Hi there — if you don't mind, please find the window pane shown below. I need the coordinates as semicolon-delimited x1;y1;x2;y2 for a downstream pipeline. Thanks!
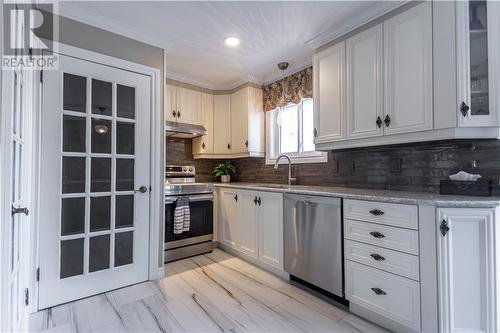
63;115;86;152
91;119;112;154
60;238;84;278
92;79;112;116
90;196;111;231
63;73;86;113
116;159;134;191
62;157;86;194
115;231;133;267
117;85;135;119
61;197;85;236
89;235;110;272
117;122;135;155
279;104;298;154
302;99;315;152
91;158;111;192
116;195;134;228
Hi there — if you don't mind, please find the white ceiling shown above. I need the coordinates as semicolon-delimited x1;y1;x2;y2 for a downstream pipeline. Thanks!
60;1;404;90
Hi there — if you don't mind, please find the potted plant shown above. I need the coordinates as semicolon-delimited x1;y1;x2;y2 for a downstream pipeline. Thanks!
213;161;236;183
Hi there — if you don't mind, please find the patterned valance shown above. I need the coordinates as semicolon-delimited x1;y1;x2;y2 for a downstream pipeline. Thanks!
263;66;313;112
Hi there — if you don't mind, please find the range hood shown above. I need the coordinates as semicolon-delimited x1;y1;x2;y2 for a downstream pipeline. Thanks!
165;121;207;139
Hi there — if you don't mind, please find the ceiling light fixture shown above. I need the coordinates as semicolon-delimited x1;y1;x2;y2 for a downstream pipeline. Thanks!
224;36;240;47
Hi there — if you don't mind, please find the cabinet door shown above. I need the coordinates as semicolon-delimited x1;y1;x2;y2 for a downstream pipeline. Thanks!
220;190;239;247
165;84;177;122
346;24;383;139
193;93;214;155
384;2;433;135
213;95;231;154
237;191;258;258
457;1;500;127
437;207;497;333
177;87;201;125
230;88;249;154
313;41;345;143
258;192;283;269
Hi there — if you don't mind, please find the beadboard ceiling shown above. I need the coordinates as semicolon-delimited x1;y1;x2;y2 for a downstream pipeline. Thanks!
60;1;404;90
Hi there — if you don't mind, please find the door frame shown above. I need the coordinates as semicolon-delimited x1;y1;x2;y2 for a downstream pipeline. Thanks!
30;42;163;311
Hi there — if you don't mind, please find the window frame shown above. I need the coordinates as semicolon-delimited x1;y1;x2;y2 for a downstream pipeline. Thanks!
266;98;327;165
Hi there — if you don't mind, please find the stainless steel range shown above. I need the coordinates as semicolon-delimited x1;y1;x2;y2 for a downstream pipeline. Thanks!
164;165;213;262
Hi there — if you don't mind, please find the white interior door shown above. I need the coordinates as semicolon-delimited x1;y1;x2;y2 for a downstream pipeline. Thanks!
38;54;151;309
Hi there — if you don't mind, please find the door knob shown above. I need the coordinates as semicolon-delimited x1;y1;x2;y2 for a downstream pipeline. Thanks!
12;205;29;216
135;186;148;193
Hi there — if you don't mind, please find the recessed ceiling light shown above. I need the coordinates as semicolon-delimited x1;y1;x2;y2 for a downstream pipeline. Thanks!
224;37;240;47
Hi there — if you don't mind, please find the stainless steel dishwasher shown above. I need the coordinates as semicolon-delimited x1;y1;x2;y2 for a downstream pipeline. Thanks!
284;193;343;298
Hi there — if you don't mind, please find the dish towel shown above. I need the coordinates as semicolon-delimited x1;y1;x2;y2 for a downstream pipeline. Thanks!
173;197;190;234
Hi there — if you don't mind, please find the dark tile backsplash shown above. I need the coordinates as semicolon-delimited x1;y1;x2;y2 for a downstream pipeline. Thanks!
167;137;500;194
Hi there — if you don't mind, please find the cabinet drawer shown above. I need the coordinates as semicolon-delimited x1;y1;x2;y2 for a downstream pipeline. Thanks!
345;219;419;255
345;261;421;331
345;240;419;281
344;199;418;230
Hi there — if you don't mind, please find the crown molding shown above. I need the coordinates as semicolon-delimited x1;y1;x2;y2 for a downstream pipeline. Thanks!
59;2;169;50
305;0;409;50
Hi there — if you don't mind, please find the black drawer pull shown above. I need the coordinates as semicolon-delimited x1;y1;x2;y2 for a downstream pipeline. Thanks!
370;253;386;261
234;194;238;202
369;231;385;238
371;287;387;295
440;219;449;236
369;209;384;216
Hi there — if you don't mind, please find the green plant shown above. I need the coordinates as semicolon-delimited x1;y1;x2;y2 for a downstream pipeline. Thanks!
213;161;236;178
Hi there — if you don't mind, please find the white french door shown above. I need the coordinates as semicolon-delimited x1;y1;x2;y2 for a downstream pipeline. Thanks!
1;66;33;333
39;54;151;309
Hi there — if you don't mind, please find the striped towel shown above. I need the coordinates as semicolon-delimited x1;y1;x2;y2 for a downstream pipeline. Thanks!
173;197;190;234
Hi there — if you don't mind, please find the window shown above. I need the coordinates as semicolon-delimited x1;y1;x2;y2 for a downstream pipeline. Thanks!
266;98;327;165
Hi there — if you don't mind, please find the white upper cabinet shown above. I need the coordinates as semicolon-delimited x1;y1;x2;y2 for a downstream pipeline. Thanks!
230;88;249;154
346;24;383;139
165;84;202;125
457;0;500;127
165;84;178;122
313;41;346;144
212;94;232;155
437;207;498;333
383;2;433;135
176;86;202;125
193;92;214;155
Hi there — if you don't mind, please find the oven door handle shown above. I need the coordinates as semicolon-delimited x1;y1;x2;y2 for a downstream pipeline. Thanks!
165;194;214;204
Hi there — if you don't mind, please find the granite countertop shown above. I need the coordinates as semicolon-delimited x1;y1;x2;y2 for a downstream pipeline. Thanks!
211;182;500;207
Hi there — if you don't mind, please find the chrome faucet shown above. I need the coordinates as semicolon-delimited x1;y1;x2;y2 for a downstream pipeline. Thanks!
274;154;296;186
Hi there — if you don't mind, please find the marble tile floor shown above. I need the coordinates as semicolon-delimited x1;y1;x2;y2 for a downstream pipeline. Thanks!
29;249;389;333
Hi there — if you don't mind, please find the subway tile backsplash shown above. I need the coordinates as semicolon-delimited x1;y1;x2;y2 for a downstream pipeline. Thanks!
166;137;500;194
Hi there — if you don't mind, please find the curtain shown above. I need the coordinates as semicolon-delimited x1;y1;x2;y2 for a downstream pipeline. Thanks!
262;66;313;112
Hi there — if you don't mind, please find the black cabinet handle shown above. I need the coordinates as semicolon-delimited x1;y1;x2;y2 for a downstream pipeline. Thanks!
257;197;261;206
440;219;450;236
384;115;391;127
371;287;387;295
313;128;318;138
172;110;177;118
234;194;238;202
177;111;181;118
202;142;206;149
376;116;382;128
460;101;470;117
254;196;258;205
369;231;385;239
370;253;386;261
369;209;385;216
227;143;231;150
245;140;248;148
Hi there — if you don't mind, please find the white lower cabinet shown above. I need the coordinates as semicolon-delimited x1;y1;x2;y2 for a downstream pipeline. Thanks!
437;207;498;333
218;188;283;270
346;261;421;331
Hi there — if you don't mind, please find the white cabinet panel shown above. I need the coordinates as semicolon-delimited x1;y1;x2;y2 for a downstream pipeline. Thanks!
346;24;383;139
213;95;231;154
345;261;421;331
383;2;433;135
437;207;498;333
258;192;283;269
230;88;249;154
220;190;239;247
238;191;258;258
193;93;214;155
313;41;345;143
